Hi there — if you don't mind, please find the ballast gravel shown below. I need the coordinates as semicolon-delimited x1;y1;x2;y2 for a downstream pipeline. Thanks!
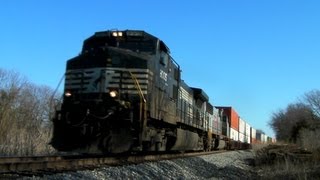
24;150;258;179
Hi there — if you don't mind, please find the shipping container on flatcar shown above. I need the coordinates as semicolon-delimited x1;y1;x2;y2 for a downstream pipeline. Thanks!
245;135;251;144
239;118;245;134
215;106;239;131
245;122;251;143
245;122;251;137
256;130;262;139
251;127;257;144
239;132;245;142
264;135;268;143
230;127;239;141
238;117;245;143
256;129;264;143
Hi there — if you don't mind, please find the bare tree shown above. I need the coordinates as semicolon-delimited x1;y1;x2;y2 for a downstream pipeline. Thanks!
0;68;58;156
0;69;28;145
303;90;320;118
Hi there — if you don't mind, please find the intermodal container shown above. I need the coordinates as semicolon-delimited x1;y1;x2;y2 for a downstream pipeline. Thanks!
245;123;251;137
251;127;256;139
230;108;239;130
239;132;245;142
259;133;265;143
245;135;251;144
215;107;239;131
264;135;268;143
230;127;239;141
256;131;262;142
239;118;245;134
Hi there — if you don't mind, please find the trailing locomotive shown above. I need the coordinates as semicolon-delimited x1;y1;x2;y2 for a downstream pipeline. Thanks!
51;30;248;154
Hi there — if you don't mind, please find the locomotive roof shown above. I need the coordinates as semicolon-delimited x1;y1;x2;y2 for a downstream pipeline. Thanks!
83;29;170;54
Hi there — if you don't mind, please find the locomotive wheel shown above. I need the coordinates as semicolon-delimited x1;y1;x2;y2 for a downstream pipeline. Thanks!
99;128;133;153
99;133;111;153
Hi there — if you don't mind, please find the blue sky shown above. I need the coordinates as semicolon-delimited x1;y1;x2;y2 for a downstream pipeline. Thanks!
1;1;320;137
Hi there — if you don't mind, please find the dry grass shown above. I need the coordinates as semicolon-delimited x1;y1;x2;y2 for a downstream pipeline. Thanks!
299;129;320;161
257;159;320;180
0;124;56;156
253;142;320;179
251;143;270;152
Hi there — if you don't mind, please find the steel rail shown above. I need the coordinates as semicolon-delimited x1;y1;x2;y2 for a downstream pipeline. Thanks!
0;150;228;174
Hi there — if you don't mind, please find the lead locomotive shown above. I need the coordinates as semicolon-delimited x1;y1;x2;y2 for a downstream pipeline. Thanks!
51;30;218;154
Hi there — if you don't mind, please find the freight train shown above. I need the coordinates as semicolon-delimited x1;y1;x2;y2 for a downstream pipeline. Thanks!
51;29;270;154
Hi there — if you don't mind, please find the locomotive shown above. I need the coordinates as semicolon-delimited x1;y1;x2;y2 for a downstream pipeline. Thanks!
51;30;230;154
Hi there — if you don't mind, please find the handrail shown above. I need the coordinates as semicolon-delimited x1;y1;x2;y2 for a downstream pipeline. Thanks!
128;70;147;147
128;71;146;103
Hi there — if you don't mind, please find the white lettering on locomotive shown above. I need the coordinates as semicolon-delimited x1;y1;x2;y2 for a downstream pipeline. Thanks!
160;69;167;81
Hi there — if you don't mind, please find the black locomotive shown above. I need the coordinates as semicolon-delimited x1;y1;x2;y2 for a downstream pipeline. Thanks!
51;30;228;154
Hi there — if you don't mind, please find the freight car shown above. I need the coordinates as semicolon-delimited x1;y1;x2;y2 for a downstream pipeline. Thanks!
51;29;251;154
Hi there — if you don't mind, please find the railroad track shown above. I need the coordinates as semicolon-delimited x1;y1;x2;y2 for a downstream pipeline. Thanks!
0;150;227;175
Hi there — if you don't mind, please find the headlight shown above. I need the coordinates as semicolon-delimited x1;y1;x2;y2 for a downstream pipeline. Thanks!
112;32;118;37
109;90;118;98
65;91;72;97
112;31;123;37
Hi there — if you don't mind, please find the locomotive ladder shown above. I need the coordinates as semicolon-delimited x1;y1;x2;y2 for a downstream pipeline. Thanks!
128;71;147;148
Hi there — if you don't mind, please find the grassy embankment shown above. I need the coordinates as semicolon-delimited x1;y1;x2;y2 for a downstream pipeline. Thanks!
253;141;320;179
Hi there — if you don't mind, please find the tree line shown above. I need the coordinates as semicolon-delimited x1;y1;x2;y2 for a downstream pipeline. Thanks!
0;68;60;156
269;90;320;151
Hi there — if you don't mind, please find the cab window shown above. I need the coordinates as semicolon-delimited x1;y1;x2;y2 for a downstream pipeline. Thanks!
160;52;168;67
